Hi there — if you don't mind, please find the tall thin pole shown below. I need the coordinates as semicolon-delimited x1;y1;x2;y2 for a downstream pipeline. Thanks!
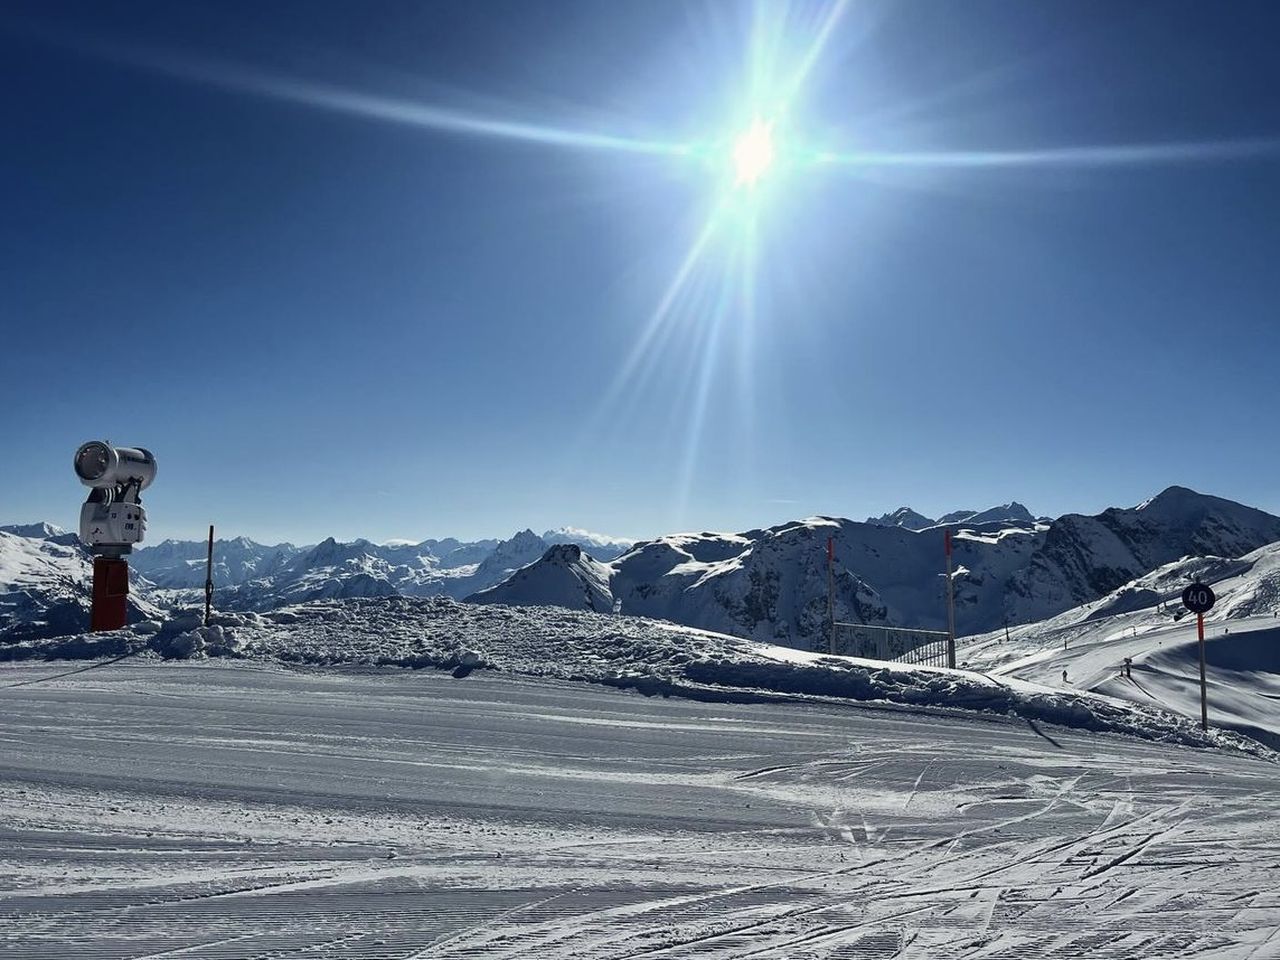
1197;612;1208;731
826;536;835;655
203;525;214;628
945;528;956;668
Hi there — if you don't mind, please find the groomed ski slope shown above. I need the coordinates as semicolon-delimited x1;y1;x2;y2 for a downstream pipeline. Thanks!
3;597;1261;753
959;542;1280;748
2;661;1277;958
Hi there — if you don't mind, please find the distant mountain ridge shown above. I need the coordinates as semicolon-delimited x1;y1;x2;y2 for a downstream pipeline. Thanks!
0;521;634;640
7;489;1280;649
132;537;303;589
1;522;68;540
124;526;634;612
472;487;1280;650
866;502;1037;530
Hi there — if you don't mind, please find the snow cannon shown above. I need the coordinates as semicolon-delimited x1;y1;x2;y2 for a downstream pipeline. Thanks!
74;440;157;631
74;441;156;493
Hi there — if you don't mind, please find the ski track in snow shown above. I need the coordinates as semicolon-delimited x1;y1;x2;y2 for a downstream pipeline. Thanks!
1;660;1277;959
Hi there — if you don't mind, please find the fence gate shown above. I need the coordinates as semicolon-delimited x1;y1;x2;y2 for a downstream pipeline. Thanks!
830;622;951;668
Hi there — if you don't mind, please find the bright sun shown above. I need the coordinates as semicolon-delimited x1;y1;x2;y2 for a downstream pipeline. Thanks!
731;118;776;187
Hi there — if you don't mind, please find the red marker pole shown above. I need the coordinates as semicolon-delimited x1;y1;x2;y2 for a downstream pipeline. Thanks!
944;529;956;668
1197;612;1208;731
826;536;835;655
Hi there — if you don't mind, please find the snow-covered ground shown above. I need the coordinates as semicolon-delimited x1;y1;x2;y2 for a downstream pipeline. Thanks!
3;597;1261;754
2;659;1276;958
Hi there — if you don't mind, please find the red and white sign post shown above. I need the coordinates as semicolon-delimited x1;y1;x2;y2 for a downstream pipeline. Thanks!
826;536;836;655
1182;582;1216;731
944;529;957;668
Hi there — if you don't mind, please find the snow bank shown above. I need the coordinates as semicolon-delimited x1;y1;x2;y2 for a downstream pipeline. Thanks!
4;597;1268;756
0;607;250;662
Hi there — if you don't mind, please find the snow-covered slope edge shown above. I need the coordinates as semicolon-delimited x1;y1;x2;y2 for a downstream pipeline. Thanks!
3;597;1266;757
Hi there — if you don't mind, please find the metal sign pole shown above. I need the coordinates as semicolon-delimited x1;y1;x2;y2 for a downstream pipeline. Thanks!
1181;581;1215;733
204;525;214;628
1197;611;1208;731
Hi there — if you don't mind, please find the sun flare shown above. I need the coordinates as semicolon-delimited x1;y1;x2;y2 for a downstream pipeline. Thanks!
731;118;776;187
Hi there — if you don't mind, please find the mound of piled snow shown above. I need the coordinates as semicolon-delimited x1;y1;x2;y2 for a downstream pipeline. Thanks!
0;606;254;662
5;596;1266;756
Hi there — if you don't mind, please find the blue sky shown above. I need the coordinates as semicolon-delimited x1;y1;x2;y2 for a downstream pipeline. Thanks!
4;0;1280;544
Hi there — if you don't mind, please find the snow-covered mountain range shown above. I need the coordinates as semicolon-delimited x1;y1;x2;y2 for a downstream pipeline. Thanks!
866;502;1038;530
129;536;304;588
206;528;634;611
0;527;160;643
119;527;634;611
471;487;1280;649
0;523;632;640
6;489;1279;651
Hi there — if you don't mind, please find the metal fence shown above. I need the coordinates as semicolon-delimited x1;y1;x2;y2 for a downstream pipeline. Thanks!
830;622;951;668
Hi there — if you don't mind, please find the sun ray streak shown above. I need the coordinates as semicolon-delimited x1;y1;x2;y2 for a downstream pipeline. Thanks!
817;137;1280;170
779;0;852;111
571;209;725;457
47;33;689;156
734;208;760;475
674;253;738;526
598;212;723;404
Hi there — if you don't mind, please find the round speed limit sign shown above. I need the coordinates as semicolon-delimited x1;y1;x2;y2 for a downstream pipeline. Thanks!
1181;582;1216;615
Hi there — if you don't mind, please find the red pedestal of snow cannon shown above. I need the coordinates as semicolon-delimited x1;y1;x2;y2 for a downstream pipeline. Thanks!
91;556;129;632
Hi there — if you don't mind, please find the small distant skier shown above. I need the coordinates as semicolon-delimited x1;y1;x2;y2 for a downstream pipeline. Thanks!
1062;669;1068;685
1124;657;1132;679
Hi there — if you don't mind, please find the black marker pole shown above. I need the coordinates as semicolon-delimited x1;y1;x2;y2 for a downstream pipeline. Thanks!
204;525;214;628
